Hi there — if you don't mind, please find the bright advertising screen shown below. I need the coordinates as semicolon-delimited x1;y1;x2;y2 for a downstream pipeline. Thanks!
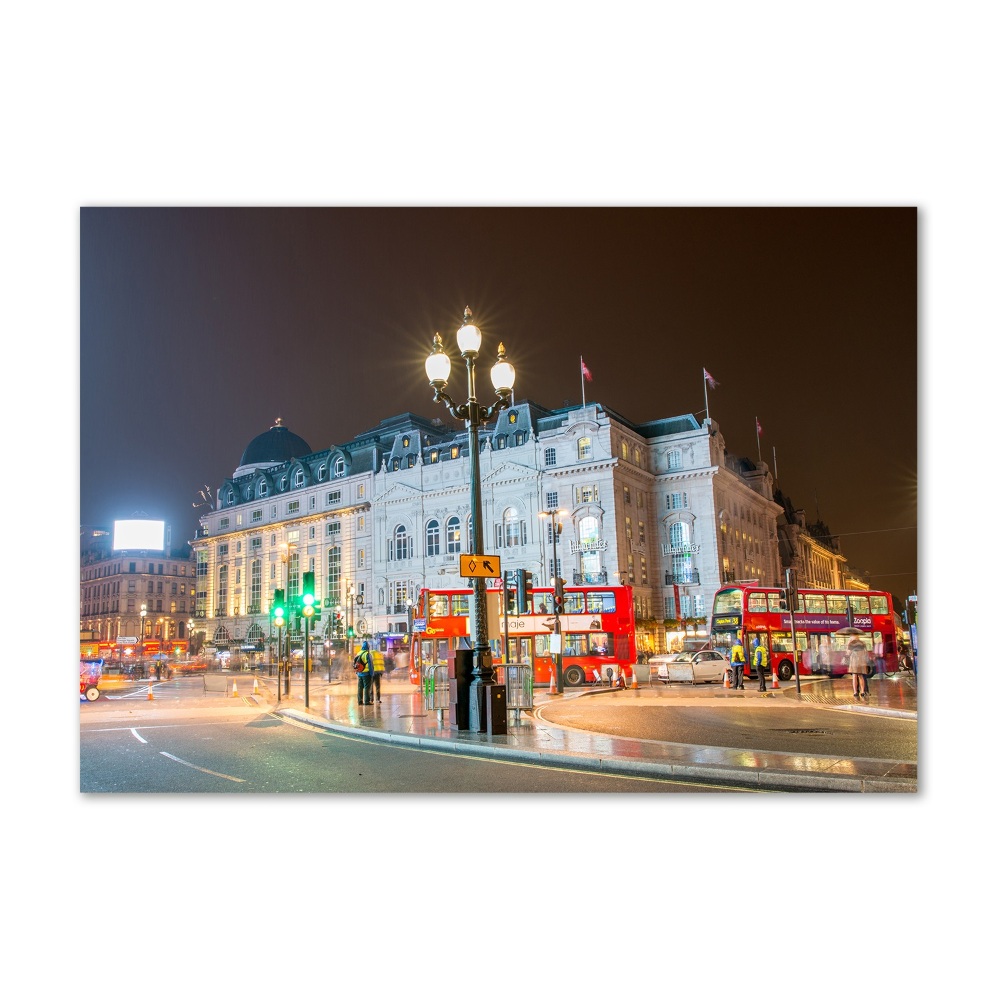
113;519;165;551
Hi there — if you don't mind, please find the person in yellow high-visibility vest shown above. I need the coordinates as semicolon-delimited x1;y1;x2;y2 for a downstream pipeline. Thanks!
729;638;746;689
752;637;769;691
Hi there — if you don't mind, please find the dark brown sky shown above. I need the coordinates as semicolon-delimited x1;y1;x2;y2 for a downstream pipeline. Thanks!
80;207;916;600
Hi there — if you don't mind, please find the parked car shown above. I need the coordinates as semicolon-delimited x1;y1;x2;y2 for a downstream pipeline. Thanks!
653;649;728;684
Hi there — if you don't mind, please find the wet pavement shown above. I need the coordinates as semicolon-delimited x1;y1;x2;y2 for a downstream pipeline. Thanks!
259;667;918;793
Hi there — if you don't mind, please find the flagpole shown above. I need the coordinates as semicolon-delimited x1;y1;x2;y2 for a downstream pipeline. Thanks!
773;446;778;479
580;356;586;409
704;373;709;424
756;416;762;463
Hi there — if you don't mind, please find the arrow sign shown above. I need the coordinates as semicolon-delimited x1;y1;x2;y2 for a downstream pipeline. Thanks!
460;553;502;578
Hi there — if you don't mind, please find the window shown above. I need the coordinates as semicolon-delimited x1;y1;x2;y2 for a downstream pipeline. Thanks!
252;509;262;523
640;556;648;585
578;437;592;460
358;549;365;568
426;519;441;556
627;554;635;583
515;431;526;446
667;449;681;470
218;566;228;614
545;491;559;510
620;441;628;460
669;492;688;510
430;450;439;463
327;521;341;536
250;559;262;612
358;515;365;532
217;543;229;558
508;412;517;425
638;520;646;544
544;447;556;467
451;445;460;459
392;458;400;471
334;458;346;477
327;546;341;599
220;517;230;530
625;516;633;543
327;490;341;505
446;516;461;554
575;484;599;504
287;500;300;515
293;469;304;487
499;507;525;548
407;455;415;468
403;435;410;447
495;435;507;449
624;486;632;505
358;484;365;499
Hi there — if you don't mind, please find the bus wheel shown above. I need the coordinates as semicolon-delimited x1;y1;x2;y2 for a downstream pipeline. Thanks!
84;686;100;701
563;665;584;687
778;660;794;682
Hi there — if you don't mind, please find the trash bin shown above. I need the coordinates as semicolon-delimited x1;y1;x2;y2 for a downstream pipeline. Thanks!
501;663;533;725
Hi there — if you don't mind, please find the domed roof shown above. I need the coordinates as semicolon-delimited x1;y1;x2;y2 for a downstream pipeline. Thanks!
239;418;313;469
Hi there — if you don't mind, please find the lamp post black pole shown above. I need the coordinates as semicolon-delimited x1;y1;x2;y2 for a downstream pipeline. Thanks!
426;308;515;733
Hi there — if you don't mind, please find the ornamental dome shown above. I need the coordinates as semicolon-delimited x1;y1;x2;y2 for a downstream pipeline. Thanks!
235;418;313;476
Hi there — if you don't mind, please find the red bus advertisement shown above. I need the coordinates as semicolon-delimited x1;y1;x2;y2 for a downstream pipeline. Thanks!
408;584;637;687
710;584;901;681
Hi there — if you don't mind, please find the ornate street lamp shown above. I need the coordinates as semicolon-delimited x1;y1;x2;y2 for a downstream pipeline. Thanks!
425;306;515;732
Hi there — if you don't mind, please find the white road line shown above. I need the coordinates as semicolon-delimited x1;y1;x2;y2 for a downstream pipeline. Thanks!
158;752;245;782
130;729;147;743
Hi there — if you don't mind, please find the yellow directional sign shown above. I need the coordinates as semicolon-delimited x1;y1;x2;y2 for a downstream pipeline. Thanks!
460;553;502;578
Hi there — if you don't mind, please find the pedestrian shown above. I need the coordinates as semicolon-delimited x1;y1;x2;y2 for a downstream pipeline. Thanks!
848;640;869;699
874;636;886;676
354;641;375;705
371;647;385;703
752;637;769;692
729;637;746;689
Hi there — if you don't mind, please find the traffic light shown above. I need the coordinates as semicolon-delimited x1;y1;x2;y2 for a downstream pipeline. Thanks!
515;568;527;614
301;572;317;619
524;570;533;603
554;576;565;612
271;589;286;627
347;624;355;638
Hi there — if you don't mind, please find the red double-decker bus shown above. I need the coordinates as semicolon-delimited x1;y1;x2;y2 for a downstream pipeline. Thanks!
408;584;637;687
710;583;902;681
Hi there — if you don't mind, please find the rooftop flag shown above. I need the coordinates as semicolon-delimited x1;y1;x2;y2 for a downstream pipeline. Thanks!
703;368;718;389
581;358;593;382
756;418;762;437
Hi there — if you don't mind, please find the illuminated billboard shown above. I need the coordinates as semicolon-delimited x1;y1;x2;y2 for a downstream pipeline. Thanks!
113;519;165;551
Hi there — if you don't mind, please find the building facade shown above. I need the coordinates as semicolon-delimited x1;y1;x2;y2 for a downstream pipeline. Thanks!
192;401;785;660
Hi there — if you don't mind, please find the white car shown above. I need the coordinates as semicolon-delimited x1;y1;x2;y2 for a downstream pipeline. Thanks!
653;649;729;684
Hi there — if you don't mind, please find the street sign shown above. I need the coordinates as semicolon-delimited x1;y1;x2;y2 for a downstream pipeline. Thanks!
116;636;137;644
460;554;501;577
413;618;426;631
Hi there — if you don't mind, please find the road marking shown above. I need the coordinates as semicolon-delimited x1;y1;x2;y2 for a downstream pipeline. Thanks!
159;752;245;782
130;728;147;743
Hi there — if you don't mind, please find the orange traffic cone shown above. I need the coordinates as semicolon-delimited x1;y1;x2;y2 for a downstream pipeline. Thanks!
772;669;779;689
147;681;154;701
630;666;638;689
231;678;238;697
724;668;731;689
252;676;260;695
549;665;557;694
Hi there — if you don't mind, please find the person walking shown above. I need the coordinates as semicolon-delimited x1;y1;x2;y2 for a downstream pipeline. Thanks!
848;640;869;699
729;637;746;689
354;641;374;705
752;637;769;692
371;647;385;703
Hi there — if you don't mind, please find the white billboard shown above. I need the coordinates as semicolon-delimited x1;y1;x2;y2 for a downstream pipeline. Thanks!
113;519;165;551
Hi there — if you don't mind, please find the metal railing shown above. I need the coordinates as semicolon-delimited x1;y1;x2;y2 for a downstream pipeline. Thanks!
422;664;449;725
501;663;533;724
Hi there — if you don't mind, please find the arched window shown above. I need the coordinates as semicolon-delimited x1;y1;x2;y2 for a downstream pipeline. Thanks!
426;519;441;556
446;516;461;554
620;441;628;460
500;507;525;547
334;457;345;477
392;458;400;471
317;465;326;482
394;525;413;561
670;521;693;582
293;468;304;487
258;481;268;498
578;437;592;461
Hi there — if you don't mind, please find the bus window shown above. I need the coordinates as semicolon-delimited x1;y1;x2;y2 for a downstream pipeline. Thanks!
713;588;743;615
563;633;585;656
826;594;847;615
804;593;826;614
429;594;448;617
533;635;552;657
869;594;889;614
767;592;786;612
451;593;470;617
563;592;585;614
748;591;768;613
849;594;871;615
588;632;610;655
586;591;616;613
531;593;550;614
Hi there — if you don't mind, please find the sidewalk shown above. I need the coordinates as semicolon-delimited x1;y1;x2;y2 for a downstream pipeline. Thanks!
270;669;917;793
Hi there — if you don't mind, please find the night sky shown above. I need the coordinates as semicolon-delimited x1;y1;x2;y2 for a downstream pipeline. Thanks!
80;207;917;600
